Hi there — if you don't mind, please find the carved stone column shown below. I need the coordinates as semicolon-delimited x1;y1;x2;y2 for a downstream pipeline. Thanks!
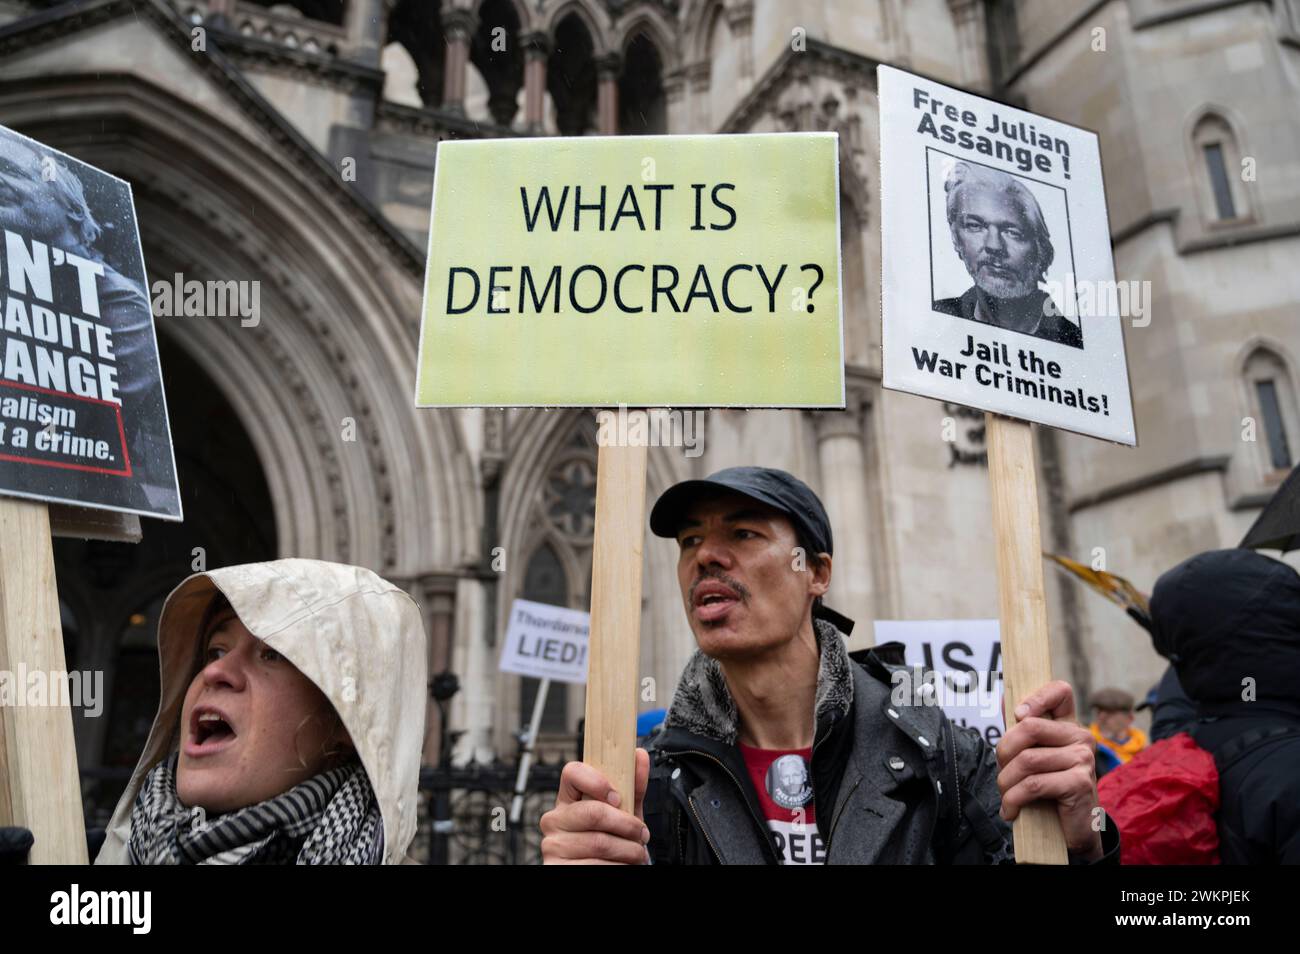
449;575;492;762
344;0;387;68
441;7;478;115
686;61;710;131
947;0;990;91
385;573;458;766
596;53;621;135
662;68;687;133
726;1;754;92
808;381;874;648
521;31;550;133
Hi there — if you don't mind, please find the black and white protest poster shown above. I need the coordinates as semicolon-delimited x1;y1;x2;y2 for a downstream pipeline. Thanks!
878;65;1136;445
874;619;1004;747
0;124;180;519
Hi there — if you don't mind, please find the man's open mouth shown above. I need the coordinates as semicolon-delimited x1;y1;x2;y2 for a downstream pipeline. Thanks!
187;706;238;755
692;580;742;623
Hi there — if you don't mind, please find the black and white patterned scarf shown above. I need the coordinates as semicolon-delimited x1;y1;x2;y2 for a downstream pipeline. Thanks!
127;753;385;865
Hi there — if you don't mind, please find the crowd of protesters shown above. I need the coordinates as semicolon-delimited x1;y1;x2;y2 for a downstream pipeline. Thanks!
1;466;1296;865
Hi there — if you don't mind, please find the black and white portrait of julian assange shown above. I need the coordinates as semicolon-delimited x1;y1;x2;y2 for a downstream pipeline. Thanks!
932;160;1082;349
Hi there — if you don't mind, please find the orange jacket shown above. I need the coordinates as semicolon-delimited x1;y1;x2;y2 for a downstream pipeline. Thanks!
1090;723;1148;764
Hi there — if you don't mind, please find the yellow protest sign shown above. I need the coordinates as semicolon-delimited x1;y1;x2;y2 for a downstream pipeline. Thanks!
414;133;843;407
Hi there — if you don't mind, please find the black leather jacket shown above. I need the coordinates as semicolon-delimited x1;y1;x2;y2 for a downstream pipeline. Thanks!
644;621;1120;865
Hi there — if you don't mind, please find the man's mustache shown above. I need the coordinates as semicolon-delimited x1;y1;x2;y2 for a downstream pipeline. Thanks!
689;569;751;604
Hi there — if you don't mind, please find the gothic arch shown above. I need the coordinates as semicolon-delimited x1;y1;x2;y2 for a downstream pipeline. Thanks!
1231;336;1300;486
473;0;534;34
0;73;475;575
497;408;689;576
613;8;681;73
1234;335;1300;425
492;408;694;751
542;0;615;55
681;0;728;65
498;408;595;583
1184;104;1255;224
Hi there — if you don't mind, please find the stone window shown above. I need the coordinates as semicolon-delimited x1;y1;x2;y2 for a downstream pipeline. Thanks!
1244;348;1299;481
514;417;597;741
1191;112;1251;225
1203;143;1236;219
620;32;667;135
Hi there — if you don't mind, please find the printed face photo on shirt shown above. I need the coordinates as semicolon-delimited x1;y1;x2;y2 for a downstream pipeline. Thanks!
766;753;812;809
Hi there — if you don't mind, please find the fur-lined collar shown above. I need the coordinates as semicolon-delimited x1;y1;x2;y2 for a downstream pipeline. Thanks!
662;619;854;746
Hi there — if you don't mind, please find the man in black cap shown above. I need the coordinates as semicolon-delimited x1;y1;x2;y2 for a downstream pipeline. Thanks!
541;466;1116;864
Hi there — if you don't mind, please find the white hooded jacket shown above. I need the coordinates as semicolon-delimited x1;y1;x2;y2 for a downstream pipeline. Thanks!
95;559;428;864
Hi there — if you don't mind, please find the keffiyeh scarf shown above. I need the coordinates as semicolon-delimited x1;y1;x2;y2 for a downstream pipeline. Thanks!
127;752;384;865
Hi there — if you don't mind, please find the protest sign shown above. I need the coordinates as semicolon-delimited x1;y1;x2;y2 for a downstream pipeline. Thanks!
0;124;181;519
877;65;1134;864
414;133;844;408
499;598;591;684
878;65;1135;445
416;135;843;814
0;124;184;861
499;598;590;825
874;619;1004;746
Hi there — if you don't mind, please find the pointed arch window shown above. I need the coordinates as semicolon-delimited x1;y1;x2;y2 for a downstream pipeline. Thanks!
1244;348;1298;478
1192;113;1251;224
619;32;667;135
514;417;598;740
519;542;570;733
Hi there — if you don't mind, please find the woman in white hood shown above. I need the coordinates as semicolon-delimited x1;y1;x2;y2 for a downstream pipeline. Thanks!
94;559;428;865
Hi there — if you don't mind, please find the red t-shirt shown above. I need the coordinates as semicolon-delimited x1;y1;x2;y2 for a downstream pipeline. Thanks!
738;743;826;865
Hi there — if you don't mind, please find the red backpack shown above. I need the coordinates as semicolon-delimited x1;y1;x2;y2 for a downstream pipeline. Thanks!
1096;732;1220;864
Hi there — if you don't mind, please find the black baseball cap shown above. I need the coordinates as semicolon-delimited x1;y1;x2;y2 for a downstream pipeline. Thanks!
649;466;854;635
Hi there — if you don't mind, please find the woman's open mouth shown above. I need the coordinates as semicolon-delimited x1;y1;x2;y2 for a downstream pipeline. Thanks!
185;706;238;757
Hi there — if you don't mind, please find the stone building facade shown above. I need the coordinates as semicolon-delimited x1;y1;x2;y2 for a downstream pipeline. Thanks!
0;0;1295;814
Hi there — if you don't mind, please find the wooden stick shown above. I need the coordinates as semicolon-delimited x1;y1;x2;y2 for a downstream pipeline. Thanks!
0;497;88;863
583;411;649;813
985;413;1068;865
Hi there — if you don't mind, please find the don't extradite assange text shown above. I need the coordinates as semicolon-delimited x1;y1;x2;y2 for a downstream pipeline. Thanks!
0;124;180;519
0;233;126;460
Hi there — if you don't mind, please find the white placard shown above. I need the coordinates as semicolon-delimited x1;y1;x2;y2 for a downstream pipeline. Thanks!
498;598;590;685
874;619;1005;746
878;65;1136;446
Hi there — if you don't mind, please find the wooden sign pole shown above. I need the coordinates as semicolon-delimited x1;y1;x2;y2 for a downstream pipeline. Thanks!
582;410;649;813
0;496;88;863
985;413;1068;865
